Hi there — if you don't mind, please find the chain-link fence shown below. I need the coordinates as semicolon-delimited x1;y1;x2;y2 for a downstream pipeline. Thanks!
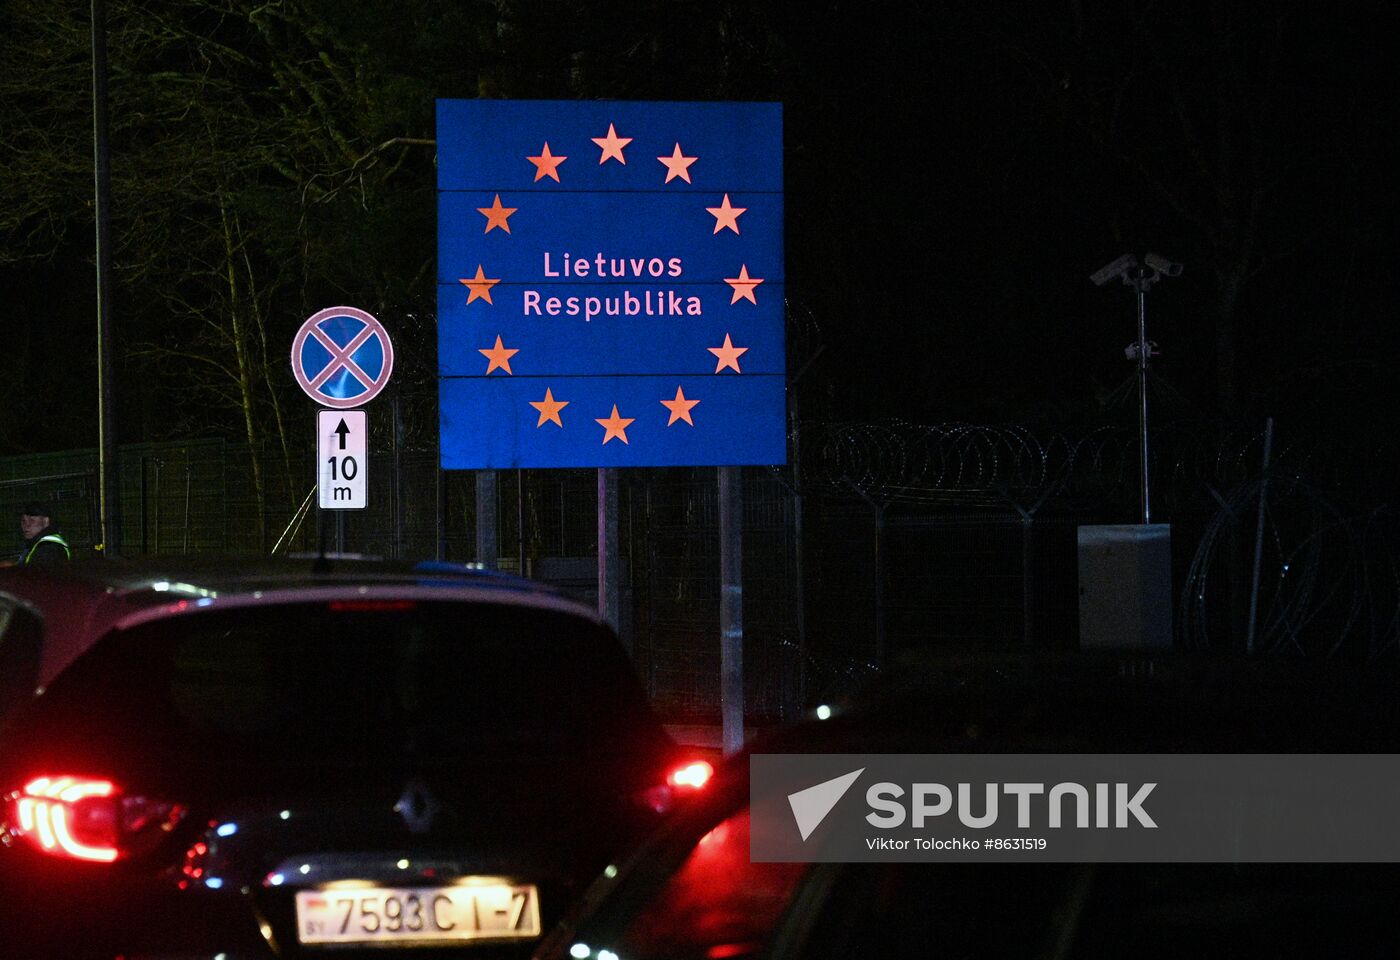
5;419;1398;721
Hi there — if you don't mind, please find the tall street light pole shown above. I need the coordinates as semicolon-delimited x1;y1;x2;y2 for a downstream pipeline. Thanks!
93;0;120;555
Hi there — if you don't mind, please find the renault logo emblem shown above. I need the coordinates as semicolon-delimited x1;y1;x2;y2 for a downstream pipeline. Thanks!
394;779;442;834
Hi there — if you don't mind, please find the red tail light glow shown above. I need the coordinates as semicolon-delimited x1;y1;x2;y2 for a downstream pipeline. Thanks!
5;775;186;864
667;761;715;791
15;777;119;862
642;759;716;814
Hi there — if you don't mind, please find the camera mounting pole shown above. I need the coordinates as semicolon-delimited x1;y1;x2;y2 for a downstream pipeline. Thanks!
1091;253;1182;524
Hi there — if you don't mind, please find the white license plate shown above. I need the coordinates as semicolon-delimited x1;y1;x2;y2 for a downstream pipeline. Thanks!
296;882;541;945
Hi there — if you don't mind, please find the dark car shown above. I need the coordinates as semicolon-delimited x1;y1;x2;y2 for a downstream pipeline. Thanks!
535;653;1400;960
0;557;711;959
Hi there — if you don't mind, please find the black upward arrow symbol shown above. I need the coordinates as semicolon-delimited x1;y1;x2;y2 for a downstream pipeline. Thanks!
334;418;350;450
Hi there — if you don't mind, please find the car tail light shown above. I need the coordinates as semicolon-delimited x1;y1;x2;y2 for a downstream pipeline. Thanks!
4;775;187;863
642;759;716;814
668;760;714;791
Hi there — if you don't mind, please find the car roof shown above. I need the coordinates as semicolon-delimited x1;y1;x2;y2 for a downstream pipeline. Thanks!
0;555;601;688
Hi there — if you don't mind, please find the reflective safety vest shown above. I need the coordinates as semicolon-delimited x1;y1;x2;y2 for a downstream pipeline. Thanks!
22;533;71;565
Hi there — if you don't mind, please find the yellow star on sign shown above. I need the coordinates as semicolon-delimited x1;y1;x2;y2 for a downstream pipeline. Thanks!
706;194;746;234
529;388;569;427
723;264;764;305
657;143;698;183
527;142;567;182
478;335;518;375
477;194;517;234
459;265;500;305
707;333;748;374
661;386;700;426
595;405;635;445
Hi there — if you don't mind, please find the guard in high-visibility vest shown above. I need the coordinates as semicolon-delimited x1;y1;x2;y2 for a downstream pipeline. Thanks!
18;502;70;566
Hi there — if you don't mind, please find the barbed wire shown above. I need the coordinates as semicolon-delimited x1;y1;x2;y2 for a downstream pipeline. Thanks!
803;420;1400;510
799;419;1400;660
1178;478;1400;661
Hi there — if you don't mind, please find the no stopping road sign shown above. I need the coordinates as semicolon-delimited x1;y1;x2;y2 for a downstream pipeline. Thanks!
292;306;394;409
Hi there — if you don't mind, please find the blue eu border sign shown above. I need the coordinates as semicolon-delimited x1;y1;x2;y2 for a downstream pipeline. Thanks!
436;100;786;469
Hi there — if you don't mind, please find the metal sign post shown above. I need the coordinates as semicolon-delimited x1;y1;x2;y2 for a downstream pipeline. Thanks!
476;471;497;569
598;468;620;636
719;466;744;754
292;307;394;550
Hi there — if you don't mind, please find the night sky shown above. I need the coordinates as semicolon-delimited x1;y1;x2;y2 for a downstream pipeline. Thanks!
1;1;1395;455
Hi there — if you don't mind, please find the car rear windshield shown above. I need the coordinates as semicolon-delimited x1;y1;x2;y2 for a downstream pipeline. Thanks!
32;601;660;762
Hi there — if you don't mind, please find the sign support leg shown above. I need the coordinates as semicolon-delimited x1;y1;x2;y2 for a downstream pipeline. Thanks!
476;470;497;569
434;463;444;562
598;468;620;639
517;468;526;576
719;466;744;755
392;392;403;559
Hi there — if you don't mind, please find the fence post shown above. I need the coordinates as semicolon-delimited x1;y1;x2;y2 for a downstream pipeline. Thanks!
182;458;191;552
846;481;888;670
790;414;807;718
153;458;163;554
1022;514;1034;653
139;456;148;554
1246;418;1276;654
1002;492;1039;656
873;504;885;669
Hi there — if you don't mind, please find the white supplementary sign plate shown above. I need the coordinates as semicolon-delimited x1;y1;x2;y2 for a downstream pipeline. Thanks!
295;881;541;945
317;409;368;510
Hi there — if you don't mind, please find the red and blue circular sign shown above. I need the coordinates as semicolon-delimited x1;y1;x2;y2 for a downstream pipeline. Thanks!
291;306;394;408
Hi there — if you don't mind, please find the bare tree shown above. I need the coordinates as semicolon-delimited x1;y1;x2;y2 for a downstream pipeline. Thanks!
0;0;442;530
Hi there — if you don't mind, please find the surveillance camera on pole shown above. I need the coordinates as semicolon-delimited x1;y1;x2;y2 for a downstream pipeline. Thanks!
1090;253;1140;288
1090;252;1181;290
1081;252;1182;653
1089;252;1182;525
1143;252;1183;277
